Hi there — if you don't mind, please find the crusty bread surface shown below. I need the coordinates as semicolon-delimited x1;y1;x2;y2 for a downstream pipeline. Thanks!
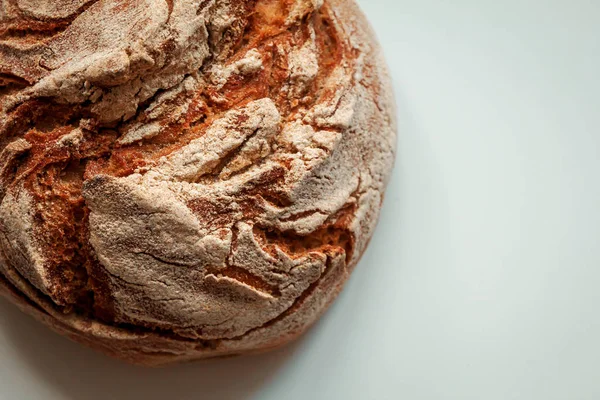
0;0;396;365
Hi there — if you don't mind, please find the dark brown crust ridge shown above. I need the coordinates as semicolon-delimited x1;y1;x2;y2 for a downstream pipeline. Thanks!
0;0;396;365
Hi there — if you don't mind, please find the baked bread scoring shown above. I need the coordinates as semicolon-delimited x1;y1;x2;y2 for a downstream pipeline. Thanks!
0;0;396;365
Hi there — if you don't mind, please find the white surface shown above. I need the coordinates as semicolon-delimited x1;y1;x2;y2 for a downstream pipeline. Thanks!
1;1;600;399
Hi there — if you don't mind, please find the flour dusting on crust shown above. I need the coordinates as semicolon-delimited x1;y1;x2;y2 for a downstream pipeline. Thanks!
0;0;396;365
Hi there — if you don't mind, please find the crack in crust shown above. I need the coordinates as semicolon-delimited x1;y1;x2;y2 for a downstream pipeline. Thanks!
0;0;397;365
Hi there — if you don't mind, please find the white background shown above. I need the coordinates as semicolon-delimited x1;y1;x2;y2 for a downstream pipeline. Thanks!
1;1;600;399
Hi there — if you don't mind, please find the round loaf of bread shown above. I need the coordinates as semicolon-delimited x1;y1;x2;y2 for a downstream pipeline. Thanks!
0;0;396;365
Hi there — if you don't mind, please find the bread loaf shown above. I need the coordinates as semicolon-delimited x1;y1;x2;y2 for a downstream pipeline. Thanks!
0;0;396;365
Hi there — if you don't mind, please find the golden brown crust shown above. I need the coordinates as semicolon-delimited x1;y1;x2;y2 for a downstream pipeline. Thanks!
0;0;396;365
